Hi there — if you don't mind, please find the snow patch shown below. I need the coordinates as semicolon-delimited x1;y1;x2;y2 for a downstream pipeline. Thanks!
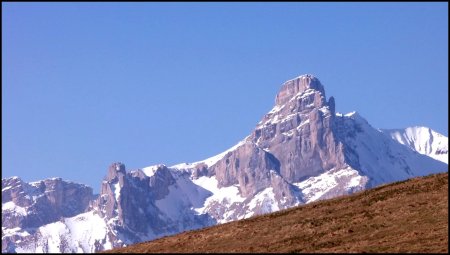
287;88;316;104
268;104;283;114
244;187;279;218
192;175;245;220
113;182;121;201
2;201;28;216
344;111;357;117
15;211;112;253
294;167;368;203
142;164;164;177
319;106;330;116
297;119;310;130
154;173;211;222
36;221;70;252
2;227;30;237
63;211;112;252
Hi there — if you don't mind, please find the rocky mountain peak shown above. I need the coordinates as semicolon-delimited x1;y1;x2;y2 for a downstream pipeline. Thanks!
106;162;126;181
275;74;325;106
255;74;333;132
246;74;346;185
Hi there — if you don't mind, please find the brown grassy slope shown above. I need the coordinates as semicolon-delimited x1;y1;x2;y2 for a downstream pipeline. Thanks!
105;172;448;253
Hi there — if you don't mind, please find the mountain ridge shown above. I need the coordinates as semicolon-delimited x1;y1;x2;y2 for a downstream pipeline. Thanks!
2;74;448;252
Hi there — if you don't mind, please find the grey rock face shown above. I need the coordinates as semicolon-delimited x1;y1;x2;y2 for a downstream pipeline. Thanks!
93;163;214;248
248;75;346;183
209;142;280;197
2;177;94;252
2;177;93;229
275;74;325;106
95;162;127;220
206;143;299;213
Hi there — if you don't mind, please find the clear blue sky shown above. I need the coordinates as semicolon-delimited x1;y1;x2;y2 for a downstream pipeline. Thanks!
2;2;448;193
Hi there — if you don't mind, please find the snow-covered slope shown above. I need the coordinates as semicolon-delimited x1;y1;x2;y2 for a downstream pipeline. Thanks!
293;166;368;203
12;211;113;253
1;177;95;252
380;126;448;164
335;112;447;188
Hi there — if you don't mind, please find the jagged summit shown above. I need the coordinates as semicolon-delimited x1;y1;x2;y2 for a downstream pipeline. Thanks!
275;74;325;106
105;162;126;181
284;74;318;84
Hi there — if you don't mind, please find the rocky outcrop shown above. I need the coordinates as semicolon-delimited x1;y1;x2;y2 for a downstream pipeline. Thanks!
93;163;214;248
2;177;94;252
1;176;93;229
209;142;279;197
96;162;126;220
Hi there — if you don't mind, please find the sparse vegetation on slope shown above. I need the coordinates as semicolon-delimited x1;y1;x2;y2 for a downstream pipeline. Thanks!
104;172;448;253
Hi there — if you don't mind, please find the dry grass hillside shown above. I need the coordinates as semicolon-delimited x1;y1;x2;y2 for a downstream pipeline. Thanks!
105;172;448;253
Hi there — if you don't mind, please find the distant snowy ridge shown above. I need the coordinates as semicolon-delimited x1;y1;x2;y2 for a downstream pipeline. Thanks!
381;126;448;164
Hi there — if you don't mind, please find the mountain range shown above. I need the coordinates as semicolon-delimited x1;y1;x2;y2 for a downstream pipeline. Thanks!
2;74;448;252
